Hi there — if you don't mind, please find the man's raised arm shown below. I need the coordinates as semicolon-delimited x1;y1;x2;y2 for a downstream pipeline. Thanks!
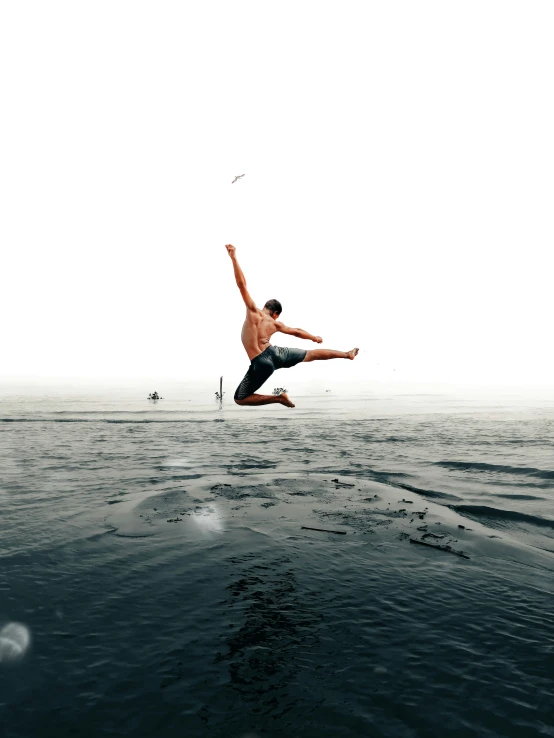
225;244;256;311
275;322;323;343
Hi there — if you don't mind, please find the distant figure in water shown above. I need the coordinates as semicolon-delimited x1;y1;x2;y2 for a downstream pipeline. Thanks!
226;244;359;408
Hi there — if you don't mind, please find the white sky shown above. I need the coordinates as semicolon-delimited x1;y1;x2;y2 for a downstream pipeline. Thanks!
1;1;553;388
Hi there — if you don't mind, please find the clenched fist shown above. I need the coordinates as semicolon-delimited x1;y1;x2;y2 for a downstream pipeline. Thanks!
313;336;323;344
225;244;236;257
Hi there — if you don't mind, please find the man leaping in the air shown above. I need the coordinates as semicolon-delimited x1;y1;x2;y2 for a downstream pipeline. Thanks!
226;244;359;408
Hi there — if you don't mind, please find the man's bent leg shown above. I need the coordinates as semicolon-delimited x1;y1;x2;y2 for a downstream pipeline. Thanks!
236;393;295;408
234;357;279;406
303;348;359;362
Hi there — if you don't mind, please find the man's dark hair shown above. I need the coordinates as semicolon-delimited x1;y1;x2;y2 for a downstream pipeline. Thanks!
264;299;282;316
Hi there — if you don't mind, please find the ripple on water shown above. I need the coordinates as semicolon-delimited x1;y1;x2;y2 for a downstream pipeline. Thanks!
2;407;554;737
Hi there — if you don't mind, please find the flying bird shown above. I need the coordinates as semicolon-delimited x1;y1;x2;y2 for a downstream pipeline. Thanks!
232;174;245;184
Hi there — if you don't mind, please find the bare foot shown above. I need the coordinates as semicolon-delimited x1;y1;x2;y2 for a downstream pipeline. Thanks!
279;392;295;408
347;348;359;360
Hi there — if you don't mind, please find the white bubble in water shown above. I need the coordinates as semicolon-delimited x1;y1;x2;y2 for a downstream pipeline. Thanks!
0;622;31;663
191;504;224;533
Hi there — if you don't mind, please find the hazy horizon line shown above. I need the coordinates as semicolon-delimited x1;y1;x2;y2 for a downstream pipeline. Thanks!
2;375;554;395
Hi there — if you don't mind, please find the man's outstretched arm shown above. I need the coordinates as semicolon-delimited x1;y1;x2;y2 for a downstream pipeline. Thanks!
275;322;322;343
225;244;256;311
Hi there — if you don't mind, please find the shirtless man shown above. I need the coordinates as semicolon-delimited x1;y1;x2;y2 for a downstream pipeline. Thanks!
226;244;359;408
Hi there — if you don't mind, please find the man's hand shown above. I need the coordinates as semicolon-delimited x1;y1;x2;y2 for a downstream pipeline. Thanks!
313;336;323;344
226;244;236;258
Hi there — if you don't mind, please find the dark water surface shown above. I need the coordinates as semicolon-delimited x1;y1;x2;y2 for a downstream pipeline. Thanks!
1;385;554;737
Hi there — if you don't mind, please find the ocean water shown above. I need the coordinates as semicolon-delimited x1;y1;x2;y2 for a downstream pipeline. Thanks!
1;382;554;737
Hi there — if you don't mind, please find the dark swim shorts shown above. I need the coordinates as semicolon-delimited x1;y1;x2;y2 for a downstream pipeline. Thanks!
234;345;307;401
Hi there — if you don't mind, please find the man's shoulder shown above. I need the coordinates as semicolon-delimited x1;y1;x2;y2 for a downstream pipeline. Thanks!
247;306;264;318
244;309;264;327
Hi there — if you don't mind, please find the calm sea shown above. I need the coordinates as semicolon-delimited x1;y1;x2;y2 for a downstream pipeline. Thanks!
1;381;553;737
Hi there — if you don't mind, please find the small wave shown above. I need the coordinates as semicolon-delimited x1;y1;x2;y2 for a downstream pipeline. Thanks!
434;461;554;481
495;494;546;501
395;482;461;502
153;473;203;481
225;462;277;470
356;435;412;443
371;471;409;480
348;464;409;480
450;505;554;530
502;439;551;446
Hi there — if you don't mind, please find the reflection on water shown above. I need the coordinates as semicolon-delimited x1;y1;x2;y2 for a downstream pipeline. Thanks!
190;504;225;533
1;388;554;736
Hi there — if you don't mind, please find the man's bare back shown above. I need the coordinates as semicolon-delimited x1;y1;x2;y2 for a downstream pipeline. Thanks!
241;307;281;361
226;244;359;408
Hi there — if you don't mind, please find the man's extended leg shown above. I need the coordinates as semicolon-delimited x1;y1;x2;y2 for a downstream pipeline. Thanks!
303;348;359;362
235;393;295;408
